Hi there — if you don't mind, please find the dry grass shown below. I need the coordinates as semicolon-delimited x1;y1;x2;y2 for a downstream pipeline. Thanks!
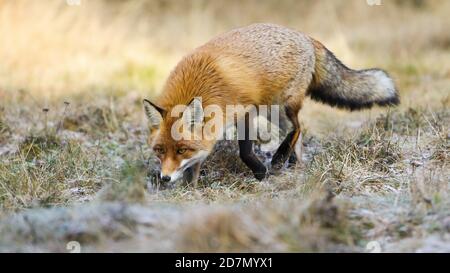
0;0;449;252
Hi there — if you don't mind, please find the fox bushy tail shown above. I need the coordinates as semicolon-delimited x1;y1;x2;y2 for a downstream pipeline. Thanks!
307;39;399;110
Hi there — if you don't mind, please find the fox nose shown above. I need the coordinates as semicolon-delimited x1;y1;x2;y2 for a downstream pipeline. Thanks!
161;175;171;182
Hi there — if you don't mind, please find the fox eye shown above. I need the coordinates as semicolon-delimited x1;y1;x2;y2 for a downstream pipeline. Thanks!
177;148;187;155
153;147;165;155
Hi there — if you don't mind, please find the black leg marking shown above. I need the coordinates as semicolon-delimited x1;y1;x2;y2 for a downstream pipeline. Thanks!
270;100;303;172
288;150;298;167
239;139;267;181
238;112;267;181
271;130;299;171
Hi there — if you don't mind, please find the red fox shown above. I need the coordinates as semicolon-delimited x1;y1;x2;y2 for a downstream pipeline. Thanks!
143;23;399;186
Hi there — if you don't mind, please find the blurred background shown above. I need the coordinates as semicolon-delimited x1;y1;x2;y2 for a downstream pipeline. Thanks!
0;0;448;95
0;0;449;252
1;0;449;135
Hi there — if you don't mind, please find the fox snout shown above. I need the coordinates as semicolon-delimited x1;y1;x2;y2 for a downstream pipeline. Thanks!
160;163;185;183
155;150;210;185
161;175;171;182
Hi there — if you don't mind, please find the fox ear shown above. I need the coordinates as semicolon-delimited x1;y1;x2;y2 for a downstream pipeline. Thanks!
143;99;165;129
184;97;204;126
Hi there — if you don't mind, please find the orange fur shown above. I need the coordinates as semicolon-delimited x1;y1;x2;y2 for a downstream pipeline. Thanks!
144;23;398;185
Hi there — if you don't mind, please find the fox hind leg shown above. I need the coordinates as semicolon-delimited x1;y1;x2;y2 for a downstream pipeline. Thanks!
271;98;302;172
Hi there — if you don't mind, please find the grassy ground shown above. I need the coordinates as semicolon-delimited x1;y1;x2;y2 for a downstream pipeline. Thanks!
0;0;449;252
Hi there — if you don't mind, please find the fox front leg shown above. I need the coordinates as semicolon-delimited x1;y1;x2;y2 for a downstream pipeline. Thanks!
238;112;268;181
182;162;201;187
239;139;268;180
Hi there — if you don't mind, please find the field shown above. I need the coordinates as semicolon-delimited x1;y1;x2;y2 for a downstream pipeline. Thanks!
0;0;449;252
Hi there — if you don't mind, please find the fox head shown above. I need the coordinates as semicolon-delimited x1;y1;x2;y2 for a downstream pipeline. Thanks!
143;97;215;184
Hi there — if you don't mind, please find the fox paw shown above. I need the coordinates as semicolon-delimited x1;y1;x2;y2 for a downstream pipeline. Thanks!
253;167;268;181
